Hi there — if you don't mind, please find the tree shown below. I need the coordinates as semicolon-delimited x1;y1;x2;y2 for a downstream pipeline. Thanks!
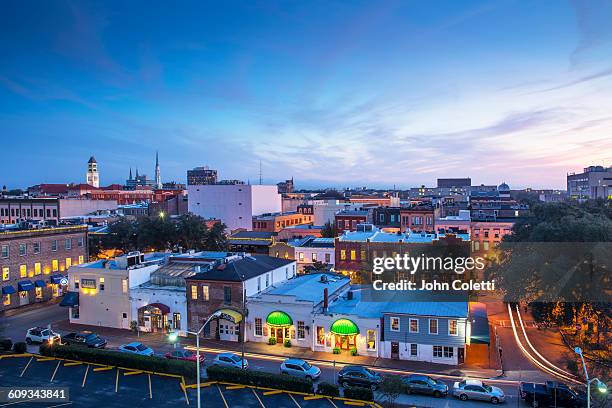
379;375;404;408
176;213;209;250
321;221;336;238
204;222;228;251
102;218;138;253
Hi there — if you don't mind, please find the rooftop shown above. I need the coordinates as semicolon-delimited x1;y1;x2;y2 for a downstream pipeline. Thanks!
189;254;295;282
255;272;350;303
338;225;469;243
336;210;369;217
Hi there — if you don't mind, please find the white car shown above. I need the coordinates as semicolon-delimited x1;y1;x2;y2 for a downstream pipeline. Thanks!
212;353;249;369
280;359;321;381
25;327;61;344
118;342;154;356
452;379;506;404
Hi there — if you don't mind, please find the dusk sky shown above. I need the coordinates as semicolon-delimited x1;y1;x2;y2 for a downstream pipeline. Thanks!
1;0;611;190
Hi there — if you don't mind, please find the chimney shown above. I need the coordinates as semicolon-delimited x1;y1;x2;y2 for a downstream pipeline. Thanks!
323;288;329;313
347;290;353;300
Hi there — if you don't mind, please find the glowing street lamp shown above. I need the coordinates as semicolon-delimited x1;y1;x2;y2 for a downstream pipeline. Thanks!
575;347;608;408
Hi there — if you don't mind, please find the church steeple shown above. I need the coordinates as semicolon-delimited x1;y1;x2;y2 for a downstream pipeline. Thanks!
155;151;162;189
129;167;133;181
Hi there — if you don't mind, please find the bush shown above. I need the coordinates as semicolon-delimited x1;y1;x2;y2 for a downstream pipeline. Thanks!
284;339;291;347
40;343;196;380
268;337;277;345
350;347;358;356
207;365;313;394
317;382;340;397
344;386;374;401
0;339;13;351
333;347;341;354
13;342;27;353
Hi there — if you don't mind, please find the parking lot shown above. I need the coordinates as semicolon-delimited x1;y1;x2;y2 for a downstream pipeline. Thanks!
0;356;370;408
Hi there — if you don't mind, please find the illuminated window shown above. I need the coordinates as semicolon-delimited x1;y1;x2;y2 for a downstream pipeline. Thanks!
2;267;8;281
35;287;43;299
122;279;128;294
409;318;419;333
78;255;84;264
429;319;438;335
449;320;458;336
254;318;262;336
52;260;58;272
202;285;209;301
390;317;400;332
191;285;198;300
316;326;325;345
34;263;41;275
99;277;105;291
366;330;376;350
20;264;27;278
66;258;72;269
350;250;356;261
312;253;317;262
299;252;304;261
360;250;366;261
2;294;9;306
340;250;346;260
297;321;305;339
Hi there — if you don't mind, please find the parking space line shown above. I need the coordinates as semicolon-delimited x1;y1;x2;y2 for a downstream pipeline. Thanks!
304;395;325;401
50;360;61;382
263;390;283;396
0;398;38;406
46;403;73;408
226;385;245;390
123;370;143;376
343;402;365;407
327;398;339;408
82;365;89;387
216;384;229;408
64;361;82;366
93;366;113;372
148;373;153;399
251;388;266;408
289;393;302;408
19;357;33;377
115;368;120;392
36;357;55;362
0;353;31;360
180;380;190;405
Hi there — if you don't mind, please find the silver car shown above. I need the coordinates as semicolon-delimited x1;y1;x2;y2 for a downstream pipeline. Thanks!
212;353;249;369
453;379;505;404
280;358;321;381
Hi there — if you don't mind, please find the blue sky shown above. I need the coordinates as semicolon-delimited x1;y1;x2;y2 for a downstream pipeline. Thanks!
1;0;611;189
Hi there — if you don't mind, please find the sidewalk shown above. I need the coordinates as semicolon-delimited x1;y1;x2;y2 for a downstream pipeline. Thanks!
52;319;502;379
0;298;61;318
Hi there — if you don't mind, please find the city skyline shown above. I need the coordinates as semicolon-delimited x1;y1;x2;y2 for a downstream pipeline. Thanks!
1;0;612;189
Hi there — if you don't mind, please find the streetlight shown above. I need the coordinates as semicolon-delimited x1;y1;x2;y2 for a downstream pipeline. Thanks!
168;332;178;349
575;347;608;408
187;320;212;408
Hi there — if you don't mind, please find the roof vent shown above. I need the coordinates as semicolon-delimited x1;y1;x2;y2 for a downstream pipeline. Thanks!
320;274;329;283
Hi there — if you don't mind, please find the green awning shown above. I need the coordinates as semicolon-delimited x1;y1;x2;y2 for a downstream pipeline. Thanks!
266;311;293;327
330;319;360;336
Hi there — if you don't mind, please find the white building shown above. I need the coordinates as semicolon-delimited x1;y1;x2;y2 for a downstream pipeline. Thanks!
311;200;362;226
61;252;166;329
293;237;335;272
187;184;281;232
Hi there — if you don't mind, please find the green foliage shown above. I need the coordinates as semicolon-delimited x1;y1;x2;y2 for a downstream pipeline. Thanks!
0;339;13;351
380;375;404;407
13;342;27;353
350;347;358;356
206;365;313;393
284;339;292;347
129;321;139;333
317;382;340;397
268;337;277;345
40;343;196;380
344;386;374;401
321;221;336;238
333;347;341;354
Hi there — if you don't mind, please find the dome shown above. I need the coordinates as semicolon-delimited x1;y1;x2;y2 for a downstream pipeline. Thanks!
266;311;293;327
498;182;510;191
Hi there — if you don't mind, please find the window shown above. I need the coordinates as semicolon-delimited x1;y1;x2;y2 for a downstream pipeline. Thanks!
65;258;72;269
299;252;304;261
350;250;356;261
340;250;346;260
410;344;418;357
297;321;305;339
173;313;181;330
202;285;209;301
2;267;9;281
433;346;443;358
1;245;8;258
35;287;43;299
99;277;105;291
409;318;419;333
33;242;40;254
223;286;231;303
443;346;454;358
360;250;366;261
483;241;489;251
34;263;41;275
78;237;84;247
257;277;261;292
122;279;128;294
74;280;79;289
52;260;58;272
51;240;57;252
2;294;10;306
81;279;96;289
19;244;26;256
20;264;27;278
311;253;317;262
65;239;72;250
473;241;480;251
366;330;376;350
191;285;198;300
265;274;269;287
325;253;331;263
255;318;263;336
316;326;325;345
449;320;458;336
429;319;438;335
78;255;84;264
390;317;400;332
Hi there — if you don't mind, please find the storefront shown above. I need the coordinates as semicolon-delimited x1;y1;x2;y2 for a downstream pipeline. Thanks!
266;311;293;343
330;318;359;350
18;280;34;306
138;303;170;333
50;274;67;297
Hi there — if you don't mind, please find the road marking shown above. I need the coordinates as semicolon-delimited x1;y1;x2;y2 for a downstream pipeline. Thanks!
81;365;89;387
327;398;339;408
45;403;73;408
115;368;120;392
263;390;283;396
342;402;365;407
19;357;33;377
148;373;153;399
93;366;114;372
0;399;38;406
289;393;302;408
123;370;143;376
304;395;325;400
50;360;61;382
36;357;55;362
251;388;266;408
226;385;245;390
216;384;229;408
180;380;190;405
64;361;82;366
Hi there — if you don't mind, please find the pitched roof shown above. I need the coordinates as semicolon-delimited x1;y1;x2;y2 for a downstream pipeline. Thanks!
190;255;294;282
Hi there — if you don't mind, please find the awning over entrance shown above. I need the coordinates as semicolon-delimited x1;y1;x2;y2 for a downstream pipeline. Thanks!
330;318;360;336
266;311;293;327
2;285;16;295
214;308;242;324
18;280;34;291
60;291;79;307
35;280;47;288
147;303;170;314
50;274;65;284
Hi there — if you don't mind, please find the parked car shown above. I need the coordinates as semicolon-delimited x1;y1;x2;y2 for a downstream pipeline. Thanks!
25;327;61;345
520;381;586;408
280;358;321;381
402;374;449;397
212;353;248;369
165;349;204;363
61;332;107;348
452;379;505;404
338;365;382;390
118;342;154;356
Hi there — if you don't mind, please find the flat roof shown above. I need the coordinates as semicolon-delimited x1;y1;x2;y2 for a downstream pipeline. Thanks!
338;229;469;243
257;273;350;303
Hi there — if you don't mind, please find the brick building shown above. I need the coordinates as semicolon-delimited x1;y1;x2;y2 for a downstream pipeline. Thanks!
335;209;370;235
400;205;436;232
252;211;313;233
1;224;88;311
0;197;117;224
185;255;296;341
372;207;401;230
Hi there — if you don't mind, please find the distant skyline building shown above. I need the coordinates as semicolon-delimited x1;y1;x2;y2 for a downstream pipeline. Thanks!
86;156;99;188
187;166;218;185
155;151;162;189
125;153;161;189
567;165;612;201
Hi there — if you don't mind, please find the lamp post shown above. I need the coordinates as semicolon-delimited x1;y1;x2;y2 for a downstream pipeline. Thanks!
575;347;608;408
187;318;213;408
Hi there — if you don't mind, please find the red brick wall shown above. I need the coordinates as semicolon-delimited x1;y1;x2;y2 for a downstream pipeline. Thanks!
186;279;244;338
